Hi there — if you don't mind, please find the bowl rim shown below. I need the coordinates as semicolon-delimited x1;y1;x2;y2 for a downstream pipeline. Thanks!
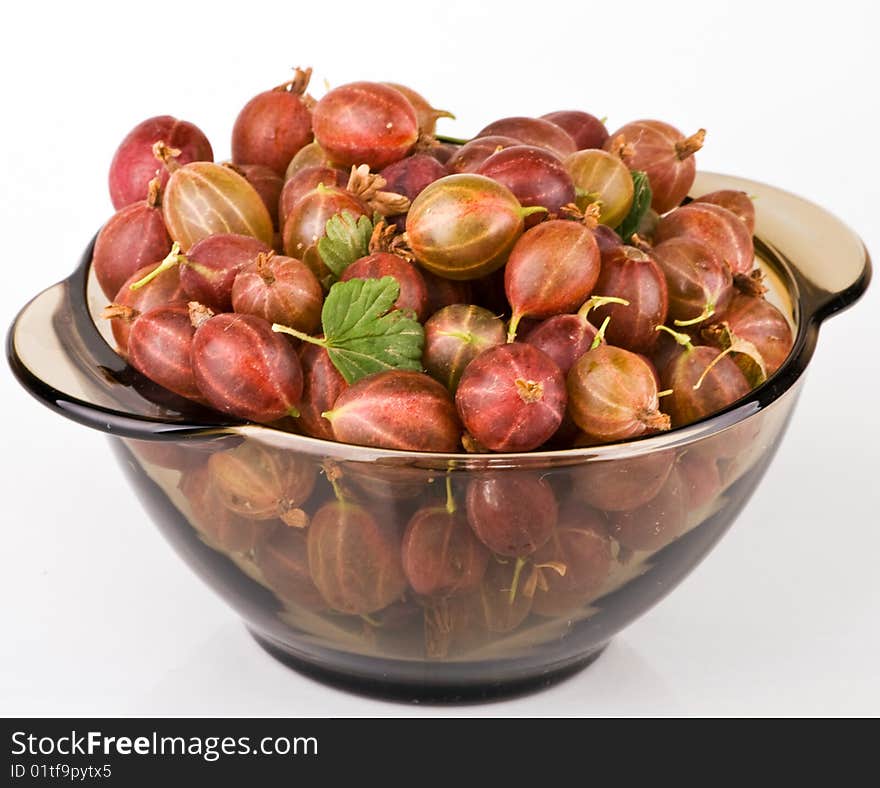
7;171;872;467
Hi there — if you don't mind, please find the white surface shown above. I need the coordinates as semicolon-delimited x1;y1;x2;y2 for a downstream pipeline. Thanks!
2;0;878;717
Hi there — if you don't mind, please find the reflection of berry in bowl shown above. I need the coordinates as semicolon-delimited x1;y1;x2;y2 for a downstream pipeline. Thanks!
7;173;871;702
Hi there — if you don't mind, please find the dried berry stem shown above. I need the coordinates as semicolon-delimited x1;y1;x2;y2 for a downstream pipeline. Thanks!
146;176;162;208
733;270;768;297
101;304;138;322
256;251;276;285
152;140;181;173
560;202;601;229
638;408;671;431
515;378;544;404
675;128;706;160
272;66;313;95
187;301;214;329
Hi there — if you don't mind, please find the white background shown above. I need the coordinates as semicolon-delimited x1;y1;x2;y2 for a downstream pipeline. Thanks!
2;0;878;716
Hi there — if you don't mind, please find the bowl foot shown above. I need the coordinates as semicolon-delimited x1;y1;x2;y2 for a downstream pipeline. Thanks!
247;628;607;705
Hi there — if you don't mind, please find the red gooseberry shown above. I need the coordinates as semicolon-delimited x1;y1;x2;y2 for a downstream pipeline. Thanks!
606;120;705;214
312;82;419;170
455;343;567;453
93;177;172;299
323;370;462;452
109;115;213;210
190;308;303;423
307;500;407;615
231;68;314;175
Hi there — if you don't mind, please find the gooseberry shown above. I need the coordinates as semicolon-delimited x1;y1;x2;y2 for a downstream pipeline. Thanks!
340;253;429;321
567;333;670;442
455;343;567;452
651;237;733;327
307;500;407;615
475;116;576;159
590;244;668;353
564;149;634;227
655;202;754;275
231;68;314;174
447;135;520;173
109;115;213;209
126;303;202;402
406;174;543;280
505;219;600;340
606;120;705;213
232;251;323;332
93;177;172;299
323;370;461;452
466;473;558;557
190;308;303;423
207;441;316;520
312;81;418;170
541;110;609;150
296;342;347;440
422;304;506;391
476;145;576;222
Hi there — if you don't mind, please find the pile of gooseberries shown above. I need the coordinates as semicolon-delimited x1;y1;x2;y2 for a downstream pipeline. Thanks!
99;68;793;456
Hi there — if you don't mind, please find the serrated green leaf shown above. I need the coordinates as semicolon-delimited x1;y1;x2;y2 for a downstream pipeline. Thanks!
615;170;652;243
317;211;374;278
321;277;424;384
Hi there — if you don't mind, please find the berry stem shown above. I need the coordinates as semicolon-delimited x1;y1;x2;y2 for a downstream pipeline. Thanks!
674;301;715;327
321;461;345;502
693;346;736;390
434;134;469;146
576;295;630;321
590;315;612;350
508;557;527;604
445;475;456;514
129;243;183;290
519;205;548;220
506;312;523;344
655;324;694;349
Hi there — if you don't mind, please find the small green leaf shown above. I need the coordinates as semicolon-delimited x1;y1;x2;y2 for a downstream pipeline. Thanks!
317;211;374;279
321;277;424;384
615;170;652;243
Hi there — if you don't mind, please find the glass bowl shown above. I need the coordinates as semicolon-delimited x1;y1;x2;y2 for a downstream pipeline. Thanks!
7;172;871;702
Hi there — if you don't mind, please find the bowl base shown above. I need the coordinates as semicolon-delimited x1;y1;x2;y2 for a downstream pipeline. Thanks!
248;628;607;705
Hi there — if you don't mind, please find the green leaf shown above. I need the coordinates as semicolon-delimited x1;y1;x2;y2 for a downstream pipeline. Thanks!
317;211;374;279
615;170;652;243
321;276;425;384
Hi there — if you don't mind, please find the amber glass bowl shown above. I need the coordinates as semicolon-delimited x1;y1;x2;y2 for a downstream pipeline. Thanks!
8;173;871;702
